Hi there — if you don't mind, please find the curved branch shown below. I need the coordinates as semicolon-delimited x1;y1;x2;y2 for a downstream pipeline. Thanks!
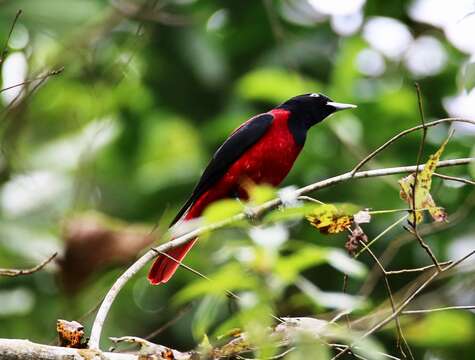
88;156;474;349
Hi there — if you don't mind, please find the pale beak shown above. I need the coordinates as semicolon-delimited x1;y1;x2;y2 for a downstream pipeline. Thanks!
327;101;357;111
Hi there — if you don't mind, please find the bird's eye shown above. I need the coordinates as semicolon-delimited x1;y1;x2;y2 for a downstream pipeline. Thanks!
309;93;320;97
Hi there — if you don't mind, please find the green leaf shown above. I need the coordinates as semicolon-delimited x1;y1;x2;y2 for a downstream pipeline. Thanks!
264;204;322;223
248;184;276;205
326;250;367;278
404;311;475;346
297;277;366;310
275;246;327;282
202;199;245;224
192;294;226;340
465;61;475;92
284;331;330;360
236;67;320;103
174;263;256;304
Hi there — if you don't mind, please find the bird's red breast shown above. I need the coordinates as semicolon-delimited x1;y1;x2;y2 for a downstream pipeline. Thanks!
186;108;302;217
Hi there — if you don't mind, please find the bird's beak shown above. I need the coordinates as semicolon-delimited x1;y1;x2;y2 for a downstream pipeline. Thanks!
327;101;357;111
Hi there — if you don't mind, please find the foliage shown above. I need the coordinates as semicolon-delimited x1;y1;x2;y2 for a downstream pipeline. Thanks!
0;1;474;359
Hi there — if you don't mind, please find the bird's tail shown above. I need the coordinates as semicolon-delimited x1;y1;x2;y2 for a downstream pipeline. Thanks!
148;200;206;285
147;238;197;284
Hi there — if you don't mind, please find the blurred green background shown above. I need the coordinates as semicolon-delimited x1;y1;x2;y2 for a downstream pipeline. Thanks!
0;0;474;359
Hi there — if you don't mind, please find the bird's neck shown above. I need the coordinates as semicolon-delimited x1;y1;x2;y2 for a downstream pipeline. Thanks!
272;107;312;146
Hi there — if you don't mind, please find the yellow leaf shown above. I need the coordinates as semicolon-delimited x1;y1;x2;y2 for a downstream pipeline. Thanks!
399;174;423;224
306;204;353;234
398;135;451;224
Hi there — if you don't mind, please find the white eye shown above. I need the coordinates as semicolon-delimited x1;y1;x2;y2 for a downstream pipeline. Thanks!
309;93;320;97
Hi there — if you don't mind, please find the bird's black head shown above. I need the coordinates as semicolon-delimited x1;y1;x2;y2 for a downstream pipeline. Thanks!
277;93;356;145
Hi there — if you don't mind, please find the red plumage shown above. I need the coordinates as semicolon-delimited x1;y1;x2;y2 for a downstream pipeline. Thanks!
147;93;356;284
148;109;301;284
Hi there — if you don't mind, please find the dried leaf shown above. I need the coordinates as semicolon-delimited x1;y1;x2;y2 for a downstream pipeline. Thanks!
398;135;450;224
306;204;353;234
57;319;87;348
426;193;448;222
345;226;368;256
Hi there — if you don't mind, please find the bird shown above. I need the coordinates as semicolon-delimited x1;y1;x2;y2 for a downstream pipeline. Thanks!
148;93;356;285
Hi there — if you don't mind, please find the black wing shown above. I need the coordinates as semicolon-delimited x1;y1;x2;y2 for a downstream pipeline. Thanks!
171;113;274;225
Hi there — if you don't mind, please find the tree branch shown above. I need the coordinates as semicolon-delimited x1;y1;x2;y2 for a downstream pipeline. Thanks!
0;253;57;277
89;156;474;349
350;118;475;175
0;338;186;360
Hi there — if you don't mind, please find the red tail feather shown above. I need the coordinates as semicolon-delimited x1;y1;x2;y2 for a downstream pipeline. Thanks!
147;239;197;285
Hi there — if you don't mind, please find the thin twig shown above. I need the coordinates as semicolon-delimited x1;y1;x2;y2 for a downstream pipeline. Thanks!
361;246;412;359
0;252;57;277
359;191;475;296
151;249;240;301
152;249;284;324
144;305;191;341
330;343;401;360
402;305;475;315
385;261;452;275
0;68;64;93
331;250;475;360
405;228;441;272
0;9;22;66
355;215;408;258
350;118;475;175
433;172;475;186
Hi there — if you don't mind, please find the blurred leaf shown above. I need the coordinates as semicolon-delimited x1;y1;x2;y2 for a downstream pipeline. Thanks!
239;302;276;359
249;224;288;250
326;250;367;278
404;311;475;346
264;203;323;223
175;263;256;304
137;114;204;191
192;294;226;341
329;37;365;98
285;332;330;359
236;67;320;103
399;135;450;224
276;246;327;282
202;199;245;224
247;183;276;205
378;86;418;120
297;277;366;310
465;62;475;92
